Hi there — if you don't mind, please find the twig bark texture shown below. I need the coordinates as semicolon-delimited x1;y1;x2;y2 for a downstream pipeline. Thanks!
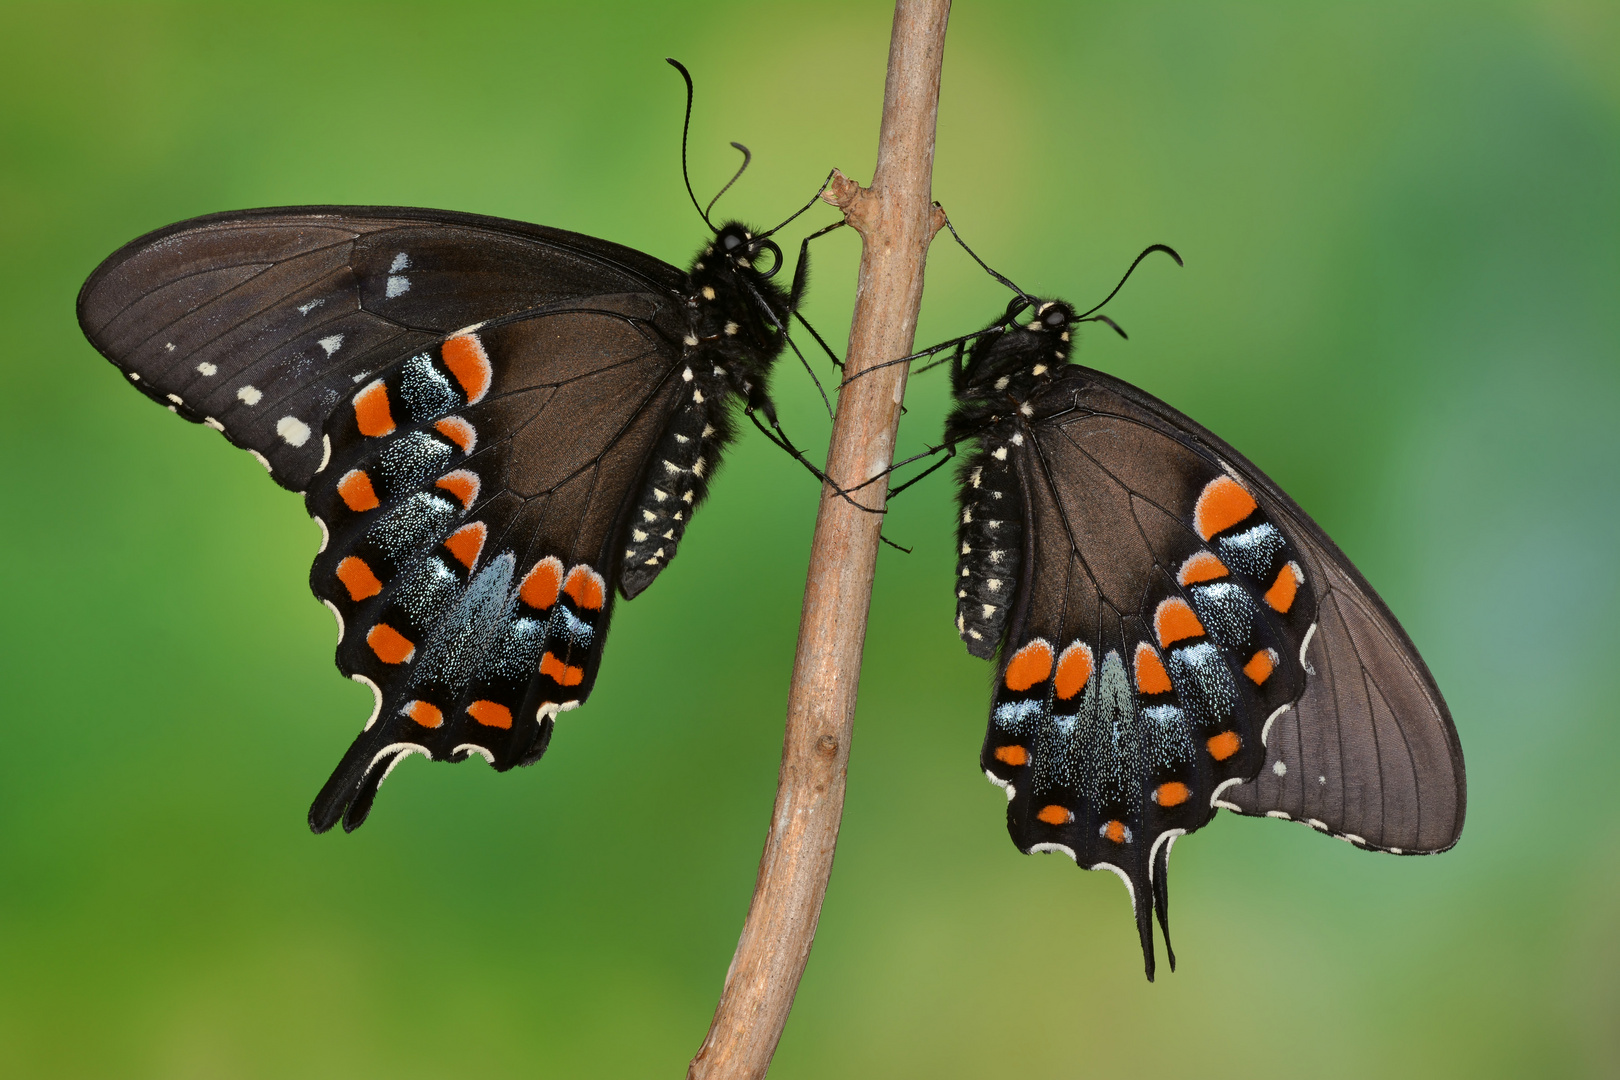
686;3;950;1077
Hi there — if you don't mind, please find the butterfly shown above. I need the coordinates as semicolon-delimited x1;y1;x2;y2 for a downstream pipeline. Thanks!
76;64;833;834
927;257;1466;980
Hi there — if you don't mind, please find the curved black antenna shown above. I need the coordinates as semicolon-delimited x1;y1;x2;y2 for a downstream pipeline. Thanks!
1079;313;1129;339
939;206;1033;303
1076;243;1182;319
665;58;716;232
704;141;752;222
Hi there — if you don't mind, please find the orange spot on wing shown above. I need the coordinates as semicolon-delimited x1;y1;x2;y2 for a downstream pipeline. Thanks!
562;565;605;611
353;380;395;437
1102;819;1127;843
434;470;480;510
403;700;443;728
520;556;564;610
1194;476;1257;540
467;700;513;729
443;522;487;570
1004;639;1054;692
540;651;585;687
1134;642;1173;695
1178;550;1229;586
1054;642;1093;701
1265;561;1302;613
337;469;380;512
435;416;476;454
1036;805;1073;826
1244;648;1278;684
1155;782;1191;807
1154;598;1205;648
335;556;383;601
1207;731;1241;761
993;744;1028;767
442;334;492;404
366;623;415;664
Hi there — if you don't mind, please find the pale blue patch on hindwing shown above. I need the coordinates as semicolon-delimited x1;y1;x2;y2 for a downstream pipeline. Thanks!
1217;522;1285;578
399;352;460;422
373;492;459;558
994;698;1043;731
379;430;454;490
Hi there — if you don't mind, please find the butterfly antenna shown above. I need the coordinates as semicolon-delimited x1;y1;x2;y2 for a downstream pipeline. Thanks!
938;207;1034;305
1075;243;1182;319
1079;313;1129;339
704;142;752;221
666;58;716;232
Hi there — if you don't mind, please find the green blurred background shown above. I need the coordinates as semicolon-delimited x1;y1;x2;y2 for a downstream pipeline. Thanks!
3;2;1616;1076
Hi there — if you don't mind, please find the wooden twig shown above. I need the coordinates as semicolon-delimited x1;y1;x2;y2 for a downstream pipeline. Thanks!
686;2;950;1077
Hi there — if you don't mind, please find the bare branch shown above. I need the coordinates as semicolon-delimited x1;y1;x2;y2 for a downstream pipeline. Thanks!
686;3;950;1077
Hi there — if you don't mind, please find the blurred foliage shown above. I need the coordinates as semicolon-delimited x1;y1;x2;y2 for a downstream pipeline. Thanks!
1;1;1616;1076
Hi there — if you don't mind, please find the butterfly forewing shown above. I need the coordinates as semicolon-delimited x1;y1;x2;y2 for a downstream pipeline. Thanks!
1219;529;1465;852
77;207;686;492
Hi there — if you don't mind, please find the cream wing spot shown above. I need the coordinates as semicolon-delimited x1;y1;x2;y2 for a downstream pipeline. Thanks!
276;416;311;447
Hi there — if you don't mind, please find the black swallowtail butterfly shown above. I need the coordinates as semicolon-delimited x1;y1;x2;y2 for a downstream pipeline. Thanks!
76;65;826;834
935;274;1466;980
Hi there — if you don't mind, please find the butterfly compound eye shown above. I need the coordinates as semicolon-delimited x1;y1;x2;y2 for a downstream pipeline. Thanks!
722;232;745;252
1043;306;1068;328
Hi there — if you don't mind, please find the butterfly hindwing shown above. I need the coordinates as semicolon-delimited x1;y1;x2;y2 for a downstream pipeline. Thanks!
978;382;1316;976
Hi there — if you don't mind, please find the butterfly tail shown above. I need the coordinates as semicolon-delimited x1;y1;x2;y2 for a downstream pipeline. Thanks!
308;738;380;834
1134;868;1159;982
1152;838;1177;973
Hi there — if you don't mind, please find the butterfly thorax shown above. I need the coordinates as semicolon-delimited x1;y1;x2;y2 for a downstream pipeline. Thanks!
680;221;790;403
946;300;1077;446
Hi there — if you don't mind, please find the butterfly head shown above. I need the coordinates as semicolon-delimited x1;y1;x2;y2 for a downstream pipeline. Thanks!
710;222;783;278
687;222;791;364
957;298;1075;399
1028;300;1073;331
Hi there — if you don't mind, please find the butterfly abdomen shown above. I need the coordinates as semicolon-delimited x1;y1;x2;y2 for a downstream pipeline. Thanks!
618;359;736;598
954;431;1026;660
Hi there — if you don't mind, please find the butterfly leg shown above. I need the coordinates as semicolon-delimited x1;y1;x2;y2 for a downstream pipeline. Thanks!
789;221;849;372
884;440;956;500
742;401;909;557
